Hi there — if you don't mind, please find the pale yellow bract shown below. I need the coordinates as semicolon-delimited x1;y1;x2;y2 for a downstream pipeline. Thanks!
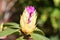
20;9;37;35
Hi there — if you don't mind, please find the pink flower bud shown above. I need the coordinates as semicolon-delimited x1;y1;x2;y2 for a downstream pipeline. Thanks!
26;6;35;14
26;6;35;23
20;6;37;34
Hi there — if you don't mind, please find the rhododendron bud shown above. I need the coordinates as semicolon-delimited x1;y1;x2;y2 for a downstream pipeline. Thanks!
20;6;37;35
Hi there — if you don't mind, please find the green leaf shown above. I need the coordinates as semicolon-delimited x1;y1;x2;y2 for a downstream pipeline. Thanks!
0;28;18;37
4;22;20;29
34;28;45;35
31;33;50;40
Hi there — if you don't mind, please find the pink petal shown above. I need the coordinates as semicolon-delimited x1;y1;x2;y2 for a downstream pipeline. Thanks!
26;6;35;14
25;6;35;24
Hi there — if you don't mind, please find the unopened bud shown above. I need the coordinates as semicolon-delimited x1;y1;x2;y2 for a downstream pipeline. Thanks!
20;6;37;35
